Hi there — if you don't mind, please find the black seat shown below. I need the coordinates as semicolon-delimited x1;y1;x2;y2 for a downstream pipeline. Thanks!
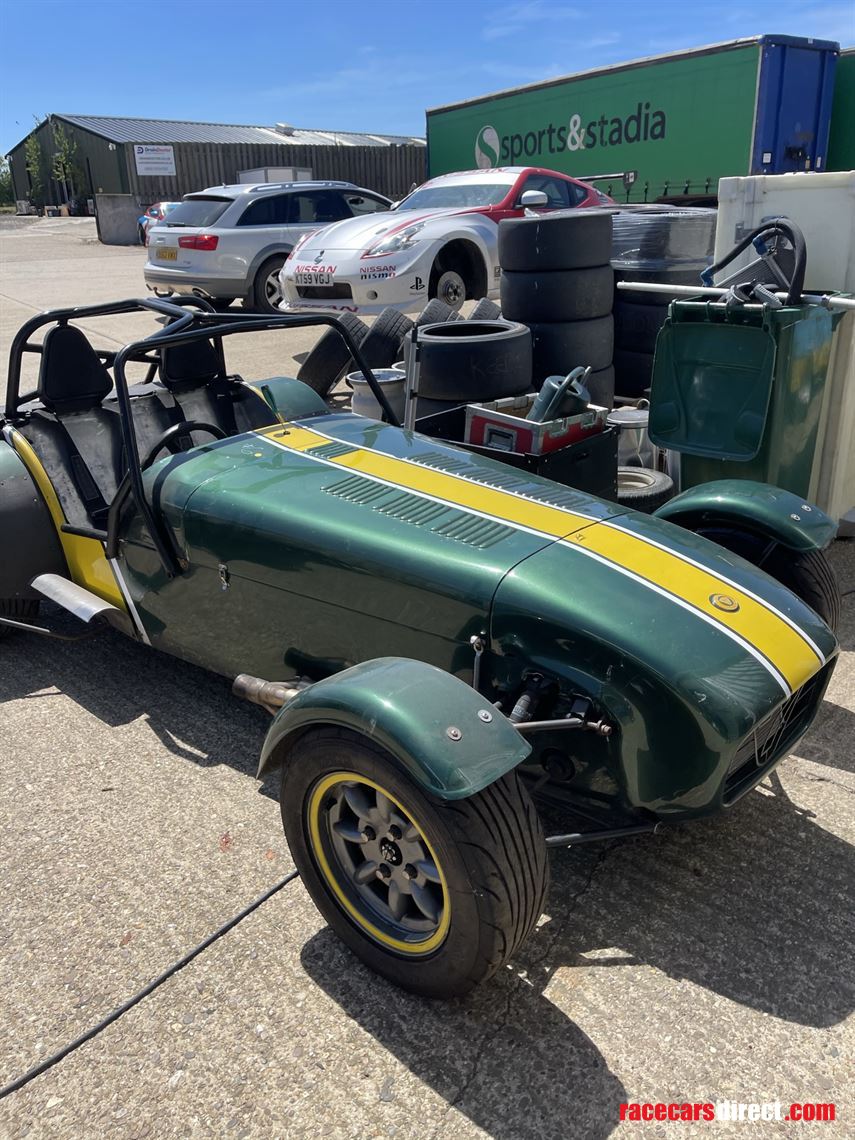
159;340;277;439
20;325;125;528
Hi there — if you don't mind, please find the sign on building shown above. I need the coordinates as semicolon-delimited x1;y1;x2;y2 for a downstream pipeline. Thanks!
133;145;176;176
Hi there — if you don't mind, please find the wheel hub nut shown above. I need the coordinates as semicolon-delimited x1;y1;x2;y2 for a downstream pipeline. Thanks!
403;863;417;880
362;826;376;841
377;864;392;880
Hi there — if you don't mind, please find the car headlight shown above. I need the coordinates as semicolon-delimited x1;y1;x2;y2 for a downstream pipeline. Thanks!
362;223;425;259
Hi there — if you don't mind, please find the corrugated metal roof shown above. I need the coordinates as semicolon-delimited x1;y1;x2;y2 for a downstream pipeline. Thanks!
57;114;424;147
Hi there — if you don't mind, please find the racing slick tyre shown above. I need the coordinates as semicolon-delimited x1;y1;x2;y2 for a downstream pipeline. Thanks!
498;210;614;272
614;268;703;306
613;348;655;398
687;527;842;634
0;599;39;639
357;308;415;370
468;297;502;321
529;316;614;379
613;300;668;354
251;255;289;314
616;467;674;513
411;320;532;402
415;299;464;327
280;727;549;998
297;313;370;396
500;266;614;324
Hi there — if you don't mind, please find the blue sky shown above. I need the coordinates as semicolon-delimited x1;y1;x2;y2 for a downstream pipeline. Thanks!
2;0;853;153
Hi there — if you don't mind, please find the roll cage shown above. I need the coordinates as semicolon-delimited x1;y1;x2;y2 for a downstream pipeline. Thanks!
3;297;400;579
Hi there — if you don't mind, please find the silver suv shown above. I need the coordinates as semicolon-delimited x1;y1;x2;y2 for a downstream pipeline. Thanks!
143;181;391;312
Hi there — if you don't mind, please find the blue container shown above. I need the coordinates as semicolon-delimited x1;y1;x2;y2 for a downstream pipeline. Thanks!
752;35;839;174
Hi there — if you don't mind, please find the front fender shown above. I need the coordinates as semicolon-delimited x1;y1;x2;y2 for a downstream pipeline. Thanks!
257;657;530;799
654;480;837;552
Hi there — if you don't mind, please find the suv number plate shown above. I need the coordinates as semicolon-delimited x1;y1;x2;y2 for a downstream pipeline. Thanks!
156;248;178;261
295;271;332;286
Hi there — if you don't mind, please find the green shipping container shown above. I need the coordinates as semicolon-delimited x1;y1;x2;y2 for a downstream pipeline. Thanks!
426;36;841;204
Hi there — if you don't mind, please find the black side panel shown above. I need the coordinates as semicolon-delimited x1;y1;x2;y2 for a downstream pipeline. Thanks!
0;440;67;599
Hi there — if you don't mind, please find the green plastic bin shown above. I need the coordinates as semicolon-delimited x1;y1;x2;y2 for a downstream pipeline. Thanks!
648;300;836;496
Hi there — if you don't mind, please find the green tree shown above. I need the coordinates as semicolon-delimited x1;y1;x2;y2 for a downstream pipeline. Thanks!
50;116;81;202
24;118;46;205
0;156;13;206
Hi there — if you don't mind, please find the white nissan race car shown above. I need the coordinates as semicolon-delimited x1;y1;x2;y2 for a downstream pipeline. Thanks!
279;167;613;315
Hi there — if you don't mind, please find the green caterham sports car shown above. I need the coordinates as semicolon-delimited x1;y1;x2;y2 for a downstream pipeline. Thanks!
0;301;840;997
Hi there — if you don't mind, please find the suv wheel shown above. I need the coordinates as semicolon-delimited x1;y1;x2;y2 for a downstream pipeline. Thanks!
252;255;287;314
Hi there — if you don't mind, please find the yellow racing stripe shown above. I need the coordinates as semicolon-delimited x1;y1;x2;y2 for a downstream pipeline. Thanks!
260;422;824;694
569;525;821;692
263;423;594;539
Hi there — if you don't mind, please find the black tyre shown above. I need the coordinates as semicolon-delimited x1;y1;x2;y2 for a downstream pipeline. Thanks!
297;314;370;396
614;348;655;398
501;266;614;323
252;255;288;314
529;315;614;379
613;300;668;354
614;268;703;306
415;299;464;327
412;320;532;402
616;466;674;513
281;728;548;997
499;209;614;272
468;297;502;321
356;309;415;371
0;599;40;640
689;527;842;634
586;365;615;409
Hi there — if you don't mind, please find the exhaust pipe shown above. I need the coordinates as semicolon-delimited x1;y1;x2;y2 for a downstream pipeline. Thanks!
232;674;311;714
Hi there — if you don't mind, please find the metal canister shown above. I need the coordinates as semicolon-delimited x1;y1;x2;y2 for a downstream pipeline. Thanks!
607;403;655;468
346;369;407;421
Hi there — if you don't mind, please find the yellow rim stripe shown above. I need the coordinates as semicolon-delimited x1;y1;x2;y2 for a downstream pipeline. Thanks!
260;422;823;694
9;429;127;611
307;772;450;955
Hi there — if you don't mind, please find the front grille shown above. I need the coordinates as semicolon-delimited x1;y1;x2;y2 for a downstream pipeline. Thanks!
296;283;353;300
723;662;832;803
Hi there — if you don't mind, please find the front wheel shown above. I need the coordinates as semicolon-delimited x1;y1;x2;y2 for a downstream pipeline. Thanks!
281;728;548;997
430;265;467;310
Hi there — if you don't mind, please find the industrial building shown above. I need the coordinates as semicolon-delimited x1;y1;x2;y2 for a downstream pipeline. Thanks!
6;114;427;209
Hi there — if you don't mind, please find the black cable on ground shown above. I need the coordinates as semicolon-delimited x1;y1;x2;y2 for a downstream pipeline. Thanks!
0;869;300;1101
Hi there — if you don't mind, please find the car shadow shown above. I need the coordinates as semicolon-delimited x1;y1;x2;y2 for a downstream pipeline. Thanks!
300;922;627;1140
3;612;853;1036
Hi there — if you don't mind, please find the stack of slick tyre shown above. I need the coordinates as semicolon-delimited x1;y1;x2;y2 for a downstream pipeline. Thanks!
613;268;703;398
409;319;531;419
499;210;615;408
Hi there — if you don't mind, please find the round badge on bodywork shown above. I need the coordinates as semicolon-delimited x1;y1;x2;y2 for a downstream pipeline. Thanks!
710;593;740;613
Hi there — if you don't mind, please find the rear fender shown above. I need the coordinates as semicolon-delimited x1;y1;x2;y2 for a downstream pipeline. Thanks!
654;480;837;552
257;657;530;800
0;439;67;599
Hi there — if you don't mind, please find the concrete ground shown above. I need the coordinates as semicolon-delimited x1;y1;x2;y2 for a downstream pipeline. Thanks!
0;218;853;1138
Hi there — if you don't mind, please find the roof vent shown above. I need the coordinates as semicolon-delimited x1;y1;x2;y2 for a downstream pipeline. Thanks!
275;122;296;136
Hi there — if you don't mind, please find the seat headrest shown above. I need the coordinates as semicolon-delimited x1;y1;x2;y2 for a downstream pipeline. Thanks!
38;325;112;413
159;339;221;391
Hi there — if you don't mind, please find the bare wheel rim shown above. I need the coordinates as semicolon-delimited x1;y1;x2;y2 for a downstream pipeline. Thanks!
264;266;284;307
436;270;466;309
307;772;450;953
